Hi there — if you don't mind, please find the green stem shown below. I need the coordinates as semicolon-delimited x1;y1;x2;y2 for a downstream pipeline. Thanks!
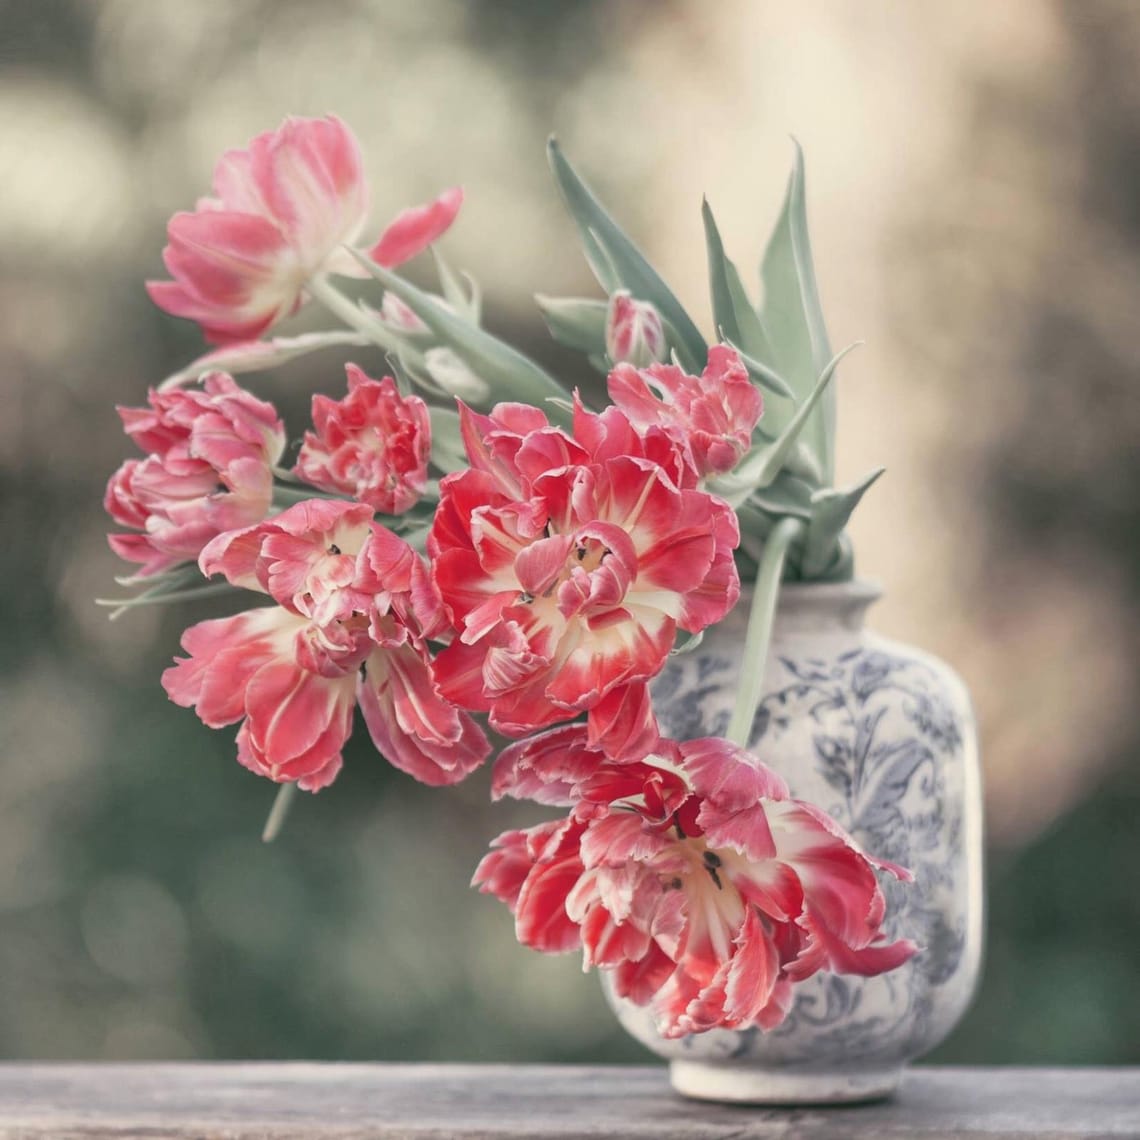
725;517;805;748
261;782;297;843
272;465;306;484
306;274;403;356
95;582;236;621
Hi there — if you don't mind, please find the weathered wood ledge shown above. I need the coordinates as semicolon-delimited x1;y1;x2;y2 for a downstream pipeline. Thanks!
0;1063;1137;1139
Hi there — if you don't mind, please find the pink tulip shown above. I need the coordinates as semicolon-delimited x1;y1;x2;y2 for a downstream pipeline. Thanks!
608;344;763;478
428;401;740;738
605;291;667;367
163;500;488;791
147;115;462;344
295;364;430;515
477;734;917;1038
104;372;285;578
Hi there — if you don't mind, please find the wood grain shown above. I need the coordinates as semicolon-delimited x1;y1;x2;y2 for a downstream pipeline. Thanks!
0;1064;1136;1139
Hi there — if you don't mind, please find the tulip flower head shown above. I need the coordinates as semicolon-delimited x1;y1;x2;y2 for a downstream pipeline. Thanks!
295;364;431;515
147;115;461;344
105;372;285;578
477;732;918;1038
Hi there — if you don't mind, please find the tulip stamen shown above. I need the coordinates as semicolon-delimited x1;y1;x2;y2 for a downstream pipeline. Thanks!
703;849;724;890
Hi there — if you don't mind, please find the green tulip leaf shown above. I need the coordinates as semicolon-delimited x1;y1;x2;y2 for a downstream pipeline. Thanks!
535;295;609;354
346;248;572;425
547;138;707;373
800;466;885;579
759;140;835;481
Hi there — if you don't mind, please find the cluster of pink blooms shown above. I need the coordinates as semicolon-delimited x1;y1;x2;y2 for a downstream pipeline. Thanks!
105;115;916;1040
478;729;916;1037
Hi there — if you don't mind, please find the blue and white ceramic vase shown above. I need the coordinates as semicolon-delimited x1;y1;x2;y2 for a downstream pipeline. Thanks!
604;579;984;1104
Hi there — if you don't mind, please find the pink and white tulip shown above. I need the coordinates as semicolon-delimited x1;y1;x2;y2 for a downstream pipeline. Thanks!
428;400;740;737
476;733;917;1038
104;372;285;578
608;345;763;479
163;500;489;791
378;292;429;334
147;115;462;344
295;364;431;515
605;291;667;367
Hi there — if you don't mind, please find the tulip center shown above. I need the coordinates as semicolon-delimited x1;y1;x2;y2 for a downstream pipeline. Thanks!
664;836;746;971
512;519;639;626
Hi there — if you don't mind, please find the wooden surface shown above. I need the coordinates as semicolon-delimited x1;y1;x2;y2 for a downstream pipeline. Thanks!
0;1064;1137;1139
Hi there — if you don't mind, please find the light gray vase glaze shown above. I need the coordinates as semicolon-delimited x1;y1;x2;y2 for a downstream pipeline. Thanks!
603;580;984;1105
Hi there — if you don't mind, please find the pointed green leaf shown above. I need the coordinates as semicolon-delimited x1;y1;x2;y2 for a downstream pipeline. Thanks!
724;341;795;401
800;466;885;579
783;440;824;484
95;581;236;621
670;628;706;656
432;249;481;324
346;248;572;425
793;529;854;583
548;138;707;372
703;198;739;343
702;199;777;366
759;141;835;480
710;342;859;500
655;316;701;374
392;343;455;401
535;295;609;354
390;342;426;382
735;502;781;542
748;470;816;519
579;225;622;294
158;331;371;391
702;200;795;451
744;342;855;487
112;565;199;590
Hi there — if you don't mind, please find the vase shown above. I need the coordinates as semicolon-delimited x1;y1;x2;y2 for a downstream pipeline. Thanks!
603;578;984;1105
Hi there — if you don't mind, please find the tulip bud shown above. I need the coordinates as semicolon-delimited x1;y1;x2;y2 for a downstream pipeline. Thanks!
380;291;429;333
424;347;491;402
605;291;667;367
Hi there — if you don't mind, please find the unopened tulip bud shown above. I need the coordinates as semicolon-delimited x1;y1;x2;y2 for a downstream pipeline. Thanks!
605;291;667;366
380;291;429;333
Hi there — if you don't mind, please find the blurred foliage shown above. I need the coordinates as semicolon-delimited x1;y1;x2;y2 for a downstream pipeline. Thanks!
0;0;1137;1065
935;762;1140;1064
893;0;1140;1064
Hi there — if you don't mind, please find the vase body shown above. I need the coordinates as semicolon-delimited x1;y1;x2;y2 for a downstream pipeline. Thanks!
603;580;984;1104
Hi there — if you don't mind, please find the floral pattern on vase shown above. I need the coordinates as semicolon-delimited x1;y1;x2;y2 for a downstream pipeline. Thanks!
603;579;984;1103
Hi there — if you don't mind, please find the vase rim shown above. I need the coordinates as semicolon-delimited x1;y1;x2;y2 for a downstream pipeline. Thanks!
770;577;883;630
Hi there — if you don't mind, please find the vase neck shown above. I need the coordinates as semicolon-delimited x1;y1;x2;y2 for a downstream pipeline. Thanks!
770;579;883;634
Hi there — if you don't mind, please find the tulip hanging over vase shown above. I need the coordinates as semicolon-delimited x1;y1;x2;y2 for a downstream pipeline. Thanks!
102;115;983;1103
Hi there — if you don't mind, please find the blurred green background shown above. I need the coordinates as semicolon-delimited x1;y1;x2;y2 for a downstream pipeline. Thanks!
1;0;1138;1064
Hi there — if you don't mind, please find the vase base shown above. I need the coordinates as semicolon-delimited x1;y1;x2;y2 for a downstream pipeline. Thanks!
669;1060;903;1105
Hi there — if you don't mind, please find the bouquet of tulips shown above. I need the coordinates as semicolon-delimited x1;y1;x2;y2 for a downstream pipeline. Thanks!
103;116;915;1039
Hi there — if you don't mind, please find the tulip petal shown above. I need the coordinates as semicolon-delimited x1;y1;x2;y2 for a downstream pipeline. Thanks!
368;186;463;268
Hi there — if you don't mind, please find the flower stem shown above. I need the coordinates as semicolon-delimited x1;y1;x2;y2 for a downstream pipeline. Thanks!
261;782;297;843
306;275;402;355
95;581;236;621
725;517;805;748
